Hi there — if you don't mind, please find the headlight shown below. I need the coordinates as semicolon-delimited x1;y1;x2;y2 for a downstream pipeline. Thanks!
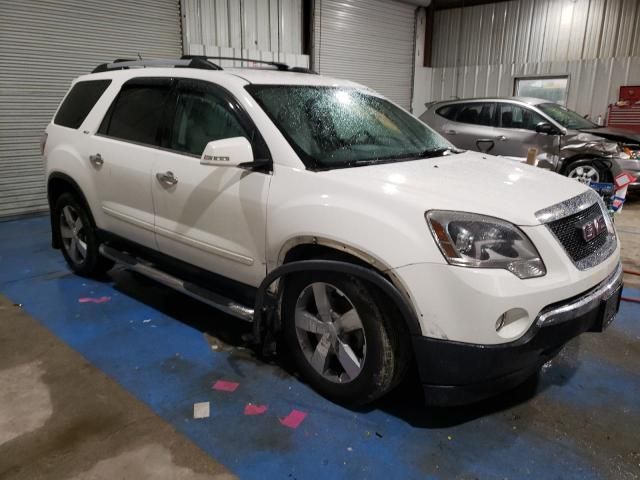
426;211;546;279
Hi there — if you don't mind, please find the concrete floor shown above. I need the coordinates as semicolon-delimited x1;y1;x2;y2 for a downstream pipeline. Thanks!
0;207;639;479
0;297;234;480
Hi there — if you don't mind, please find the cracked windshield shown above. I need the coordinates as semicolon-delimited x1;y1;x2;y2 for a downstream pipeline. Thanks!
247;85;455;169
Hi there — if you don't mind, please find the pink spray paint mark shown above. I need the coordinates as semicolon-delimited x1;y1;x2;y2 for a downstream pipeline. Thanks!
212;380;239;392
279;409;307;429
244;404;268;416
78;296;111;304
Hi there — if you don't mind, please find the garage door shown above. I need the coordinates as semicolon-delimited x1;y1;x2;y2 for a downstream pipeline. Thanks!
313;0;415;109
0;0;182;218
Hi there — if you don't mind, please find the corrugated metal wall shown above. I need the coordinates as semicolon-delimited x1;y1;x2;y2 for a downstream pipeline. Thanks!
433;0;640;67
0;0;183;218
428;0;640;119
183;0;310;68
313;0;416;108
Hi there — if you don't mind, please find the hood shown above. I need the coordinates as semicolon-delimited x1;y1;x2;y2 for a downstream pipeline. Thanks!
578;127;640;145
324;151;588;226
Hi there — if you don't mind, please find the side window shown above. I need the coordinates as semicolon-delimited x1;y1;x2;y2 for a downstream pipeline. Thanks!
436;104;460;121
170;84;248;156
455;103;496;126
498;104;545;130
54;80;111;129
99;79;172;146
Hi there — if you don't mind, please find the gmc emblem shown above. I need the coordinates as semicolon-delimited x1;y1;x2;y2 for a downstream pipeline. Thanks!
579;216;607;242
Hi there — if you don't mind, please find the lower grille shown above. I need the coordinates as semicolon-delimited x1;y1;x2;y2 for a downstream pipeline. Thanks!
547;203;609;263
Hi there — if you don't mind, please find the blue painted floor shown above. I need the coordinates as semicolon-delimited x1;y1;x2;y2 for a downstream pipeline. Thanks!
1;216;639;479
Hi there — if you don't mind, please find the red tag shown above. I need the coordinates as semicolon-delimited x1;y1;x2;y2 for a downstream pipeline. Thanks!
212;380;239;392
244;403;268;415
279;409;307;429
614;172;637;189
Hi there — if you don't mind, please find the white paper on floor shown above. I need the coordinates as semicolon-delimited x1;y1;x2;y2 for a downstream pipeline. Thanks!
193;401;210;419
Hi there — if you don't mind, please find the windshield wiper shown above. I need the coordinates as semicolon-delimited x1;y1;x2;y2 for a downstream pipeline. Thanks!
419;147;462;158
339;148;462;169
348;158;388;167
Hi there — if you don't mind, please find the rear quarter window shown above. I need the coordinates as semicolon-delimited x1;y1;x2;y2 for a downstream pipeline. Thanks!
436;104;459;120
54;80;111;129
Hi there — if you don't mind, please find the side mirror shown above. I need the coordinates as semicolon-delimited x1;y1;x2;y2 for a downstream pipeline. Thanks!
535;122;560;135
201;137;255;168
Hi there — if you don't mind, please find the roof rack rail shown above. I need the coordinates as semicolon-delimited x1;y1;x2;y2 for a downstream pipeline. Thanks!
92;57;221;73
181;55;317;74
91;56;316;75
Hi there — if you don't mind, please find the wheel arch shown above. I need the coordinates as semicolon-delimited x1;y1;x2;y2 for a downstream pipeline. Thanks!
560;155;614;176
47;172;95;249
251;239;423;352
276;238;412;310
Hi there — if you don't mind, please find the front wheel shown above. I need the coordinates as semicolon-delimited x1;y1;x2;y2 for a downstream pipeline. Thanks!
281;271;408;406
566;160;612;185
54;193;113;277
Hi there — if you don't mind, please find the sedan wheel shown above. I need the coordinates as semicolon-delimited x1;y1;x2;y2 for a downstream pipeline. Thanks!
294;282;366;383
59;204;88;266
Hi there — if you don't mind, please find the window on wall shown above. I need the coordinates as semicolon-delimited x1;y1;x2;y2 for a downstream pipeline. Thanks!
514;76;569;106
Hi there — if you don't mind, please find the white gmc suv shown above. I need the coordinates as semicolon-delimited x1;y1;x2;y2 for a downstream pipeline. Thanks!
43;57;622;406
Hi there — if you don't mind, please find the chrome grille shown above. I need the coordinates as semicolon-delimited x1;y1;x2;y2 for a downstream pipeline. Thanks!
536;191;617;271
547;203;608;263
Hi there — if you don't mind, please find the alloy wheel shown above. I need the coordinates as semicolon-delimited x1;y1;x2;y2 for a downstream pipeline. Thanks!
294;282;367;383
59;205;87;265
568;165;600;184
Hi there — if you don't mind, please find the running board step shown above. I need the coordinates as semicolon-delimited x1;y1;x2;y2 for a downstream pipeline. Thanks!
99;245;254;322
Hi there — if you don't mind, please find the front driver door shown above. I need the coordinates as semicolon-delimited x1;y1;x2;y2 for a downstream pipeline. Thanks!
151;78;271;287
490;103;559;161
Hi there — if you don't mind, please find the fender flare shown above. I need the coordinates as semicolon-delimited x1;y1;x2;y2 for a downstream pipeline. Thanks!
251;259;422;349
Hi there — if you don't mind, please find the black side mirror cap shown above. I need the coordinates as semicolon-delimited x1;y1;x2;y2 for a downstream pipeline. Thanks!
238;159;272;173
535;122;561;135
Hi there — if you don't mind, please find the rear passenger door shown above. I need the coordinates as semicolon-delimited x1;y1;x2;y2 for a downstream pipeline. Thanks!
444;102;497;152
92;78;173;248
150;79;271;287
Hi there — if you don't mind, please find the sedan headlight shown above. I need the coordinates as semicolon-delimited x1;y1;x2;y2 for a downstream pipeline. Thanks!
426;211;546;279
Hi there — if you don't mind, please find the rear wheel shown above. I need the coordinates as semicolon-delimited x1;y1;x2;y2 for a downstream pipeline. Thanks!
282;271;408;406
54;193;113;277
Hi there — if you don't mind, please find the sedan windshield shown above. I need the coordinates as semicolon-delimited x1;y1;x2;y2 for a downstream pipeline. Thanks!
537;103;598;130
246;85;455;169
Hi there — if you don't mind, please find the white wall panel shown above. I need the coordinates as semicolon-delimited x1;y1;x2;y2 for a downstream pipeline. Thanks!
428;56;640;121
421;0;640;121
433;0;640;67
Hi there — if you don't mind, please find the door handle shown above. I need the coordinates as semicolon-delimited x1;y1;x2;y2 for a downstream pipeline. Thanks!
497;135;508;141
89;153;104;167
445;129;457;135
156;171;178;186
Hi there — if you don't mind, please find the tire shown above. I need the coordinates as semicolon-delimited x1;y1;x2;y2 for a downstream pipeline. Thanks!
281;271;409;406
53;192;113;277
565;159;613;185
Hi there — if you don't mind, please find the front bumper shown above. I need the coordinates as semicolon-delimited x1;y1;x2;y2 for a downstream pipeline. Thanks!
413;262;623;405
